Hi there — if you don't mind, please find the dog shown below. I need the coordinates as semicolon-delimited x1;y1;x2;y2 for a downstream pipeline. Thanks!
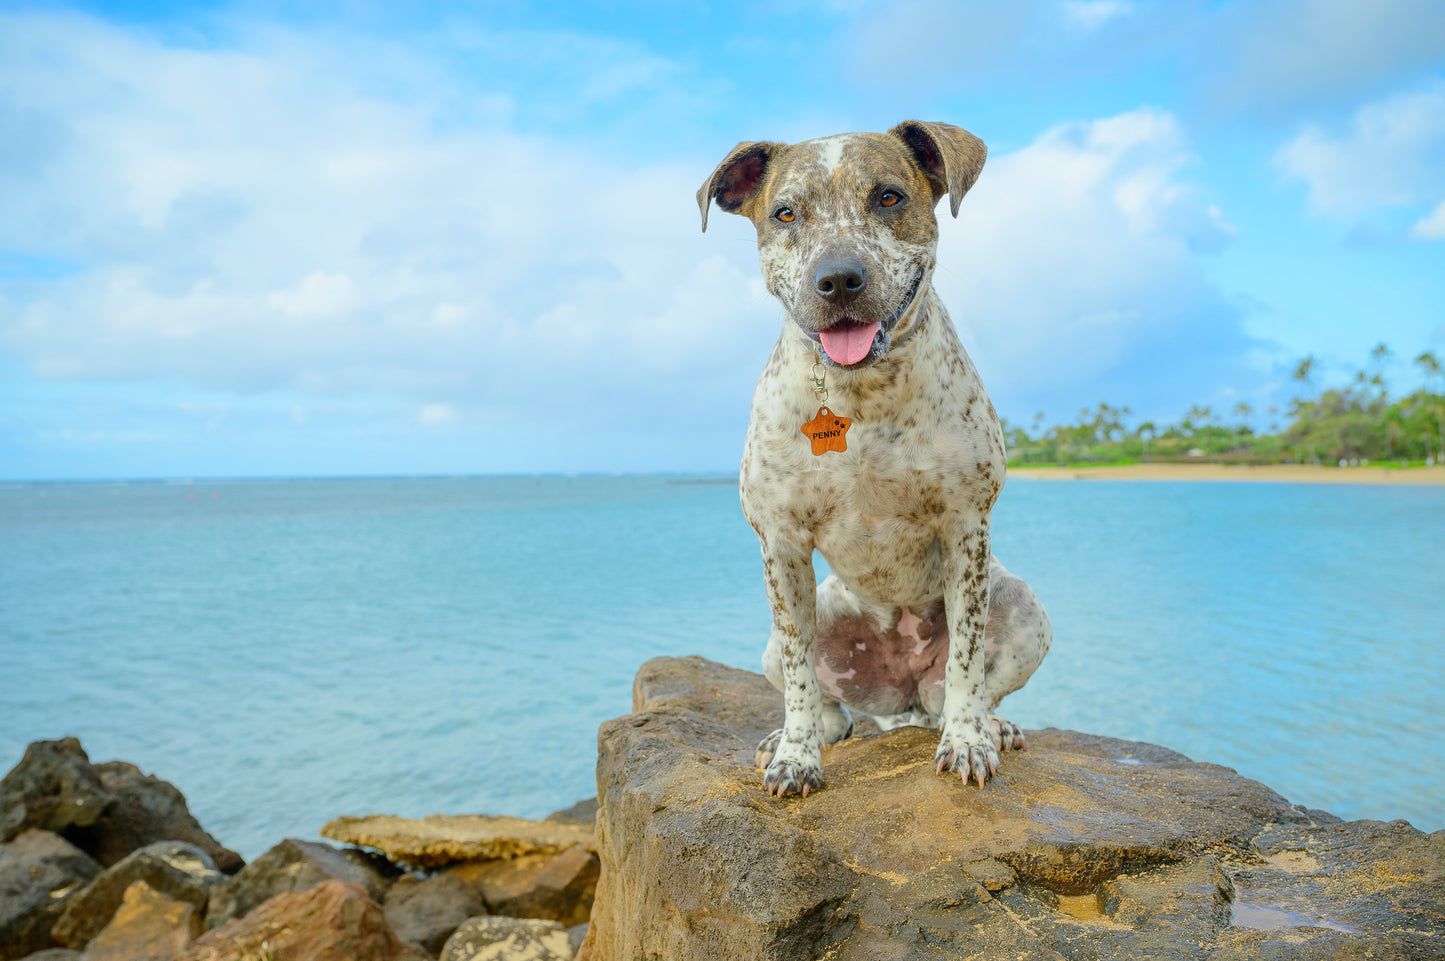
697;121;1052;797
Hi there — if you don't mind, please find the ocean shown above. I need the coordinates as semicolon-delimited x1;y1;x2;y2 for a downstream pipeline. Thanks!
2;475;1442;859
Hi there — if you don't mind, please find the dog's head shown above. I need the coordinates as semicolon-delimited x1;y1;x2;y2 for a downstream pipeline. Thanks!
698;121;985;369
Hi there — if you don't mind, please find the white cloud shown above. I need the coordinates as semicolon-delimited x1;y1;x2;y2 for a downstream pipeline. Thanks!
1274;82;1445;223
1411;200;1445;240
934;109;1253;418
0;9;777;437
1062;1;1132;32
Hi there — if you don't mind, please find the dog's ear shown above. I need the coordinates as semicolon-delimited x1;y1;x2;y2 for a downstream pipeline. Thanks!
889;121;987;218
697;141;782;232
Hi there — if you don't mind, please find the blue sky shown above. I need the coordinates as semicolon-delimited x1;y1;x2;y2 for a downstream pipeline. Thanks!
1;0;1442;479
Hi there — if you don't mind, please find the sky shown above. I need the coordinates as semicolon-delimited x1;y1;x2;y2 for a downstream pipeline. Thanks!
0;0;1442;479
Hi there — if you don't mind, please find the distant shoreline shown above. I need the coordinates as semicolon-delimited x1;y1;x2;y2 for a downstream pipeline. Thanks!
1008;462;1445;485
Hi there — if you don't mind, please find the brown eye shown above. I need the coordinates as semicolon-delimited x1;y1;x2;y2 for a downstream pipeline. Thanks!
880;190;902;208
775;207;796;223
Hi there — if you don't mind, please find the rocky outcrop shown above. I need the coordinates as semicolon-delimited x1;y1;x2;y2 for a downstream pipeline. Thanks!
205;838;393;929
321;815;595;870
0;830;101;961
440;917;572;961
0;740;242;875
176;879;425;961
579;656;1445;960
52;841;222;948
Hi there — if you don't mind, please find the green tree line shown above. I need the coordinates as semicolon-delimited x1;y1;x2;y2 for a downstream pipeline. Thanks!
1005;346;1445;468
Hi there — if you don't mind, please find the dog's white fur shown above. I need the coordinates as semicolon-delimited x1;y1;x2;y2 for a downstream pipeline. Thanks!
698;121;1052;796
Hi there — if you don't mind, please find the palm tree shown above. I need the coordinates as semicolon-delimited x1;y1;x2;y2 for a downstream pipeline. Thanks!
1293;355;1317;401
1416;351;1442;393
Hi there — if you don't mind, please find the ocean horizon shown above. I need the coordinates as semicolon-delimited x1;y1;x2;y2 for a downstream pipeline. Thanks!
2;473;1442;859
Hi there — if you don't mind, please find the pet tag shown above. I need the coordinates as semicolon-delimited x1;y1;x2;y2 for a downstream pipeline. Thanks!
802;406;851;455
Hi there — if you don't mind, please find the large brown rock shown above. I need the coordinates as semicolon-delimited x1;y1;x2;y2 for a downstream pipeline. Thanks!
53;841;222;948
83;880;203;961
0;830;102;961
205;838;392;929
579;655;1445;960
321;815;595;870
176;879;424;961
0;741;242;875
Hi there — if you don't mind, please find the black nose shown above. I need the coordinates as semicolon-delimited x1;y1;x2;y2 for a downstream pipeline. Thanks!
813;257;868;305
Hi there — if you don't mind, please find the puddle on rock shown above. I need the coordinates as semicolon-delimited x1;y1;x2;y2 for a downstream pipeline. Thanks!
1231;902;1353;933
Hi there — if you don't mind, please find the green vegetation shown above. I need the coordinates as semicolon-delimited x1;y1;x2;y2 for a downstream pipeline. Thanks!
1005;346;1445;468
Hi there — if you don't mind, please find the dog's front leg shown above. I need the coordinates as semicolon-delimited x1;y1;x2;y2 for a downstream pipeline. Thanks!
935;518;1001;787
758;536;825;797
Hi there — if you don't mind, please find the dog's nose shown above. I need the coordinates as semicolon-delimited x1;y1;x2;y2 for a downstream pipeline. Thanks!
813;257;868;305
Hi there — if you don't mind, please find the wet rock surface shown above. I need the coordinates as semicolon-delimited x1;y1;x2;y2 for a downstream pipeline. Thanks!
579;655;1445;960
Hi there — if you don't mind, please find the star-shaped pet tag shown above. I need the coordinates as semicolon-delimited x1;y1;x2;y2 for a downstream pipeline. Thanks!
801;406;851;455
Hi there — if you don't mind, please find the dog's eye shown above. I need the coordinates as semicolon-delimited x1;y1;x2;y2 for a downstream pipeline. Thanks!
774;207;796;223
879;190;903;208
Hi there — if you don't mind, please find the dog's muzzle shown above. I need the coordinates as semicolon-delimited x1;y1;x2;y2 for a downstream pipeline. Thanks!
812;268;924;368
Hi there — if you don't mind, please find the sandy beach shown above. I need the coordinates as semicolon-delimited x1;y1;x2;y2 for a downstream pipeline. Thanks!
1008;462;1445;485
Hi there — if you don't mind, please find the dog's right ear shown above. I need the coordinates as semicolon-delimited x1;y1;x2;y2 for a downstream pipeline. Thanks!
697;141;782;232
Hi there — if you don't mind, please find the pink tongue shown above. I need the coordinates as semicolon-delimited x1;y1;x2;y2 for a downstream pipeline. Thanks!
819;321;881;366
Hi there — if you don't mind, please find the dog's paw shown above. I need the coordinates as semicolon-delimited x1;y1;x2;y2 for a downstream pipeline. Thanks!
754;728;784;770
762;756;824;798
989;714;1027;752
934;719;1001;788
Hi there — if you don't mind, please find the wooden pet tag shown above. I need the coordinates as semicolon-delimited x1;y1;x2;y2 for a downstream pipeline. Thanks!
802;406;851;455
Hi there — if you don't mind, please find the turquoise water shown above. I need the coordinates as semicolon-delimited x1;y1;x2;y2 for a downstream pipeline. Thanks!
1;475;1441;858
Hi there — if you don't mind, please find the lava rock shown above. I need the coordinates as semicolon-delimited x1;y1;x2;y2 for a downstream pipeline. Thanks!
205;838;392;929
383;872;487;955
83;880;202;961
0;830;102;961
177;879;425;961
53;841;222;948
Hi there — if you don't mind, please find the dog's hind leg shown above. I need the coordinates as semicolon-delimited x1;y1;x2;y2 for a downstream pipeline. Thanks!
981;557;1052;751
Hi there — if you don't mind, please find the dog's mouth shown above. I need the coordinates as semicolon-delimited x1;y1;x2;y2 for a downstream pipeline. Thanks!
814;270;924;368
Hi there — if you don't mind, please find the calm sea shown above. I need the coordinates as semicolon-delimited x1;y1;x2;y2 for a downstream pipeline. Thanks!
2;475;1442;858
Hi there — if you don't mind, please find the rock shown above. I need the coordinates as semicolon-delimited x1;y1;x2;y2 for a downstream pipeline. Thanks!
566;924;588;954
69;762;242;875
322;815;595;871
53;841;222;948
439;917;572;961
0;740;113;844
205;838;392;929
17;951;82;961
176;879;422;961
447;846;597;928
0;740;242;876
83;880;202;961
544;799;597;829
578;655;1445;960
383;873;487;955
0;830;102;961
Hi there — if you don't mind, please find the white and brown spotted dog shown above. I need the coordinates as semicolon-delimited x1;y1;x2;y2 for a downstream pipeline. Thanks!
698;121;1052;797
